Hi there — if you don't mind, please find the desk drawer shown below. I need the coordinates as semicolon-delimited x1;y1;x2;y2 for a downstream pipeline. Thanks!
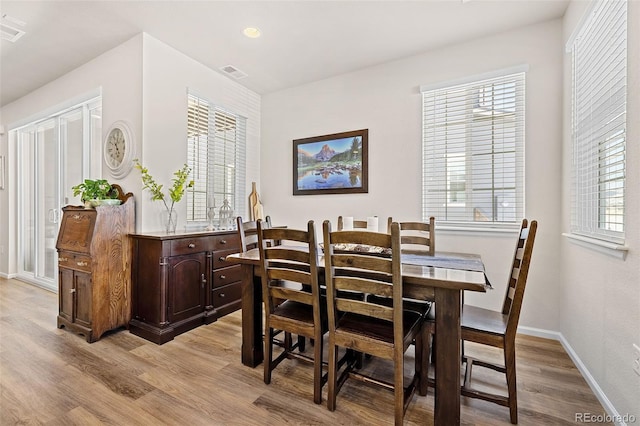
212;281;242;308
58;252;92;273
212;265;242;289
213;248;241;269
170;237;213;256
211;233;240;251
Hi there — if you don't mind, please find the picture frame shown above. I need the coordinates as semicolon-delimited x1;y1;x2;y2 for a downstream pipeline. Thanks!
293;129;368;196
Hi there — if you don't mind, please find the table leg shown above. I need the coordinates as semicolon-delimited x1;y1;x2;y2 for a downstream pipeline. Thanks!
240;264;263;367
434;288;461;425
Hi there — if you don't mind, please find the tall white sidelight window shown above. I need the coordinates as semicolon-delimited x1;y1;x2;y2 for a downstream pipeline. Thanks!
569;0;627;244
421;69;526;229
186;93;247;226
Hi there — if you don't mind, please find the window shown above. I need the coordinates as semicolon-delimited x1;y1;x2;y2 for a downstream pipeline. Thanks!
421;70;526;228
186;93;247;225
569;0;627;244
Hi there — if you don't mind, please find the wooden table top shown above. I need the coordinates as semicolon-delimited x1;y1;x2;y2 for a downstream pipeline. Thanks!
227;247;488;293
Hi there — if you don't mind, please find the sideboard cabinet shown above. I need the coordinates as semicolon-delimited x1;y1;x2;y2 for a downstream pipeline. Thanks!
129;230;242;344
56;189;135;342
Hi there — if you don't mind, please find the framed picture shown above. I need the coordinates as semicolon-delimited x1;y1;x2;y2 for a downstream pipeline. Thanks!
293;129;368;195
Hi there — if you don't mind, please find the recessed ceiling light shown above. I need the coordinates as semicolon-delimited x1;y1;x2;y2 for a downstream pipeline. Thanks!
243;27;261;38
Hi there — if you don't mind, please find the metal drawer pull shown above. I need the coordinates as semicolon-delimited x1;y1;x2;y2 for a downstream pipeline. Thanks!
219;257;225;262
77;261;88;267
220;240;227;245
59;257;68;262
219;293;225;298
188;243;196;248
70;288;76;294
219;275;226;280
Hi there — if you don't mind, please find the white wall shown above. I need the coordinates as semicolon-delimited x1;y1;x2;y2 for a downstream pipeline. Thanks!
262;19;564;330
0;34;144;277
561;1;640;420
0;33;261;274
139;34;261;233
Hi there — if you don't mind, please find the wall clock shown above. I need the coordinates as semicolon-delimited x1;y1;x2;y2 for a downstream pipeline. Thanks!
104;121;135;179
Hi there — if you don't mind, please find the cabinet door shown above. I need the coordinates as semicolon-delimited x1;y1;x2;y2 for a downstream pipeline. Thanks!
58;268;74;321
74;271;92;328
168;253;206;323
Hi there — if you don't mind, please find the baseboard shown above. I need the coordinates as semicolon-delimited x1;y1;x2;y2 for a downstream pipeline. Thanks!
0;272;17;279
518;326;627;426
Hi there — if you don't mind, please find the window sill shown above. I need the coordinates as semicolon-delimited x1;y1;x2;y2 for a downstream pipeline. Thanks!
437;225;520;235
562;233;628;260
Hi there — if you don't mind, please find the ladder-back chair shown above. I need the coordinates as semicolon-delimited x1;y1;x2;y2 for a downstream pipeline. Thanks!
257;220;327;404
322;220;426;425
425;218;537;424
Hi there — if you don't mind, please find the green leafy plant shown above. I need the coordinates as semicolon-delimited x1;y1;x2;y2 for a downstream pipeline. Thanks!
72;179;119;202
134;159;194;217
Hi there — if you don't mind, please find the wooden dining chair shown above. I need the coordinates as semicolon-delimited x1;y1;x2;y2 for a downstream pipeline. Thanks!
257;219;327;404
322;220;426;425
236;215;272;252
375;217;435;318
337;215;368;231
425;218;537;424
387;216;435;256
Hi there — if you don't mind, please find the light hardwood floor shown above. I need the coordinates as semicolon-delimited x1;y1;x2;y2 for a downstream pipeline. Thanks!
0;277;610;425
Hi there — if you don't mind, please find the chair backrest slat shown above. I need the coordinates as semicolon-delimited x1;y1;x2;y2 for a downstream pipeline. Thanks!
337;216;369;231
502;219;537;336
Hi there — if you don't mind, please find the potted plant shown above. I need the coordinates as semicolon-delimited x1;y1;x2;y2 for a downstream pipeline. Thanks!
72;179;121;208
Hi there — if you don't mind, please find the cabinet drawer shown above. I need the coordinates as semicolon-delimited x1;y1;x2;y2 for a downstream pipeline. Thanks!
212;281;242;308
213;248;241;269
170;237;213;256
212;265;242;289
211;233;240;251
58;252;92;273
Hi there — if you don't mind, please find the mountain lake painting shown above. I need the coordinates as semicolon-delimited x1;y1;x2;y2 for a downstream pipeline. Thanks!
293;129;368;195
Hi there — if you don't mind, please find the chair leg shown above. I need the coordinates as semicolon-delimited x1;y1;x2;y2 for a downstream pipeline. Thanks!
463;357;473;387
264;328;273;385
327;341;338;412
504;344;518;424
298;335;306;352
394;351;404;425
418;324;428;396
313;333;323;404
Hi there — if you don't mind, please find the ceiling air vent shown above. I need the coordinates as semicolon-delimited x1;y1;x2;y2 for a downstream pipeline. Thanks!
1;14;26;43
219;65;248;80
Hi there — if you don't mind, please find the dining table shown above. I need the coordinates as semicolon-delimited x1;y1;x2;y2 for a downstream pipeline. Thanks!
226;248;489;425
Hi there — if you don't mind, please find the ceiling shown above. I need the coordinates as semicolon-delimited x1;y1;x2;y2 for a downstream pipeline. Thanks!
0;0;569;108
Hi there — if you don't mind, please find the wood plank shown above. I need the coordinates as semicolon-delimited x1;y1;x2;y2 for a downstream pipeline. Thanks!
0;277;611;425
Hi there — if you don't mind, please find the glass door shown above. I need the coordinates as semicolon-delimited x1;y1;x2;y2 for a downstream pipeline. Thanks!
16;98;101;291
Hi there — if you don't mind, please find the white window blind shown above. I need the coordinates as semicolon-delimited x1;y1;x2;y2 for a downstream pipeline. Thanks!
187;93;247;224
422;71;525;228
570;0;626;244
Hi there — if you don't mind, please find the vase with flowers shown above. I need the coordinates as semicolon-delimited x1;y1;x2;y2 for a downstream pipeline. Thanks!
134;160;193;233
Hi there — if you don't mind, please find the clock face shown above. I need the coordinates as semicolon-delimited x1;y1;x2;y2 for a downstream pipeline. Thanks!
106;128;126;167
104;121;134;178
